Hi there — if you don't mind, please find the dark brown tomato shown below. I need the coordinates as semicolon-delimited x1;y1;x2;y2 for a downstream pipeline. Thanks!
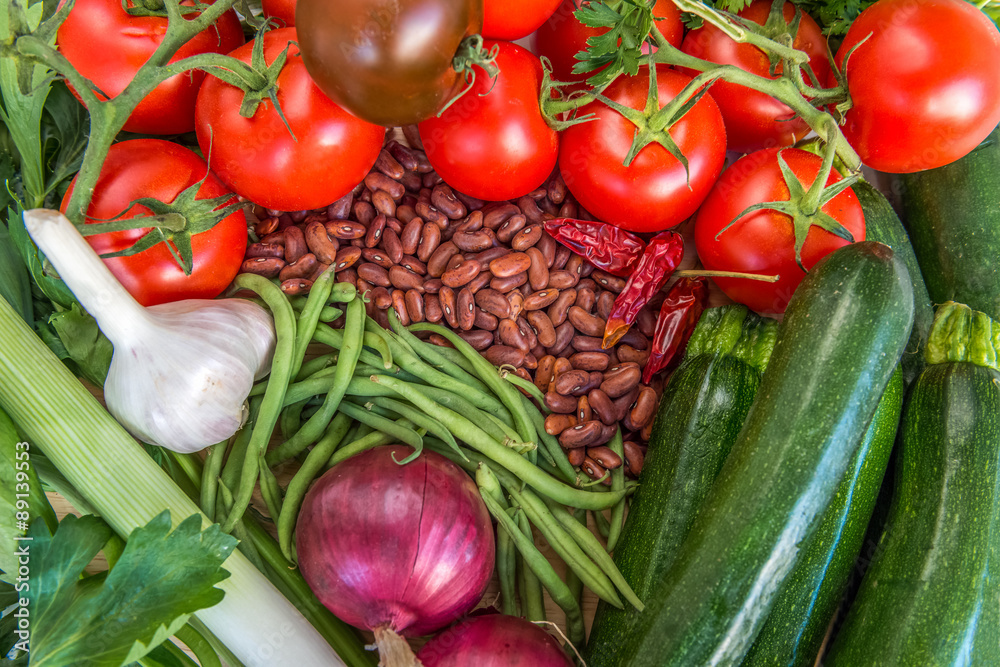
295;0;483;126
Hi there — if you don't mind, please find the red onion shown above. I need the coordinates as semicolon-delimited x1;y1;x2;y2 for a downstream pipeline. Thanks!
296;445;494;659
416;614;575;666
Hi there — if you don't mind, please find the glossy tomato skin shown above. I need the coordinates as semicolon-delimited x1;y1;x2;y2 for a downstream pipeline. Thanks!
559;66;727;233
535;0;684;85
418;41;559;201
296;0;483;126
262;0;295;27
483;0;562;40
195;28;385;212
61;139;247;307
834;0;1000;173
694;148;866;315
56;0;244;135
680;0;829;154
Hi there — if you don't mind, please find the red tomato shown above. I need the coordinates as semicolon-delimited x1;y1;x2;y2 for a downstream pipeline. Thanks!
535;0;684;85
693;148;866;315
418;41;559;201
679;0;829;154
834;0;1000;173
558;65;727;233
56;0;244;135
262;0;295;27
195;28;385;212
61;140;247;307
483;0;562;40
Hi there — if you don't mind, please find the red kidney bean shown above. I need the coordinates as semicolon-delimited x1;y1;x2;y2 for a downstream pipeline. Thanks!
390;289;410;326
617;345;650;367
507;291;524;321
399;255;427;275
560;421;604;449
581;457;611;485
482;344;525;367
374;148;404;179
483;203;520;229
453;229;495;252
280;278;312;295
259;230;286;246
552;245;572;272
535;355;556;392
496;214;527;244
422;278;443;294
357;262;391;287
554;369;591;396
624;386;658;431
497;318;529;352
587;446;623;470
310;262;333;282
325;220;365;240
475;289;511;319
588;388;617;425
545;413;578;436
576;395;593;423
389;265;424;292
517;195;545;223
455;210;484;234
365;172;405;200
246;242;284;259
333;246;362;271
416;222;442;262
601;363;642;398
380;227;404;264
396;203;418;224
596;291;616;321
361;247;393;269
523;289;560;311
569;351;610;372
457;330;494;351
432;183;466;219
619;327;649;350
525;247;549;291
568;306;606;338
489;251;531;278
424;293;443;322
282;225;306;263
302;222;338;264
336;267;358;287
525;310;557;348
622;441;645;476
491;272;527;293
612;385;641;422
398;217;421;255
572;335;605;352
457;287;475;331
327;193;352;220
416;200;448;228
567;447;587;466
371;286;393;310
591;270;627;293
637;306;658;338
241;257;285;278
441;259;481;288
386;140;420;171
372;189;396;218
466;271;492;294
438;286;459;328
427;241;459;277
547;270;578;290
474;308;499;331
546;289;577;326
545;390;577;414
641;419;655;442
511;224;543;251
548;321;576;356
574;288;596;313
404;290;425;323
471;246;510;265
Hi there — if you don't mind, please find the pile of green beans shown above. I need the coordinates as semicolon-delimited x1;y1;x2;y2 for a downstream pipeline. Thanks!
206;274;639;645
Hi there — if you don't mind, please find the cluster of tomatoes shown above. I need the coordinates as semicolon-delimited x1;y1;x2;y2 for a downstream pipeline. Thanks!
54;0;1000;314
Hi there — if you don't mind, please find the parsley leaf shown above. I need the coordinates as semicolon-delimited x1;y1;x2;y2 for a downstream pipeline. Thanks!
27;511;237;667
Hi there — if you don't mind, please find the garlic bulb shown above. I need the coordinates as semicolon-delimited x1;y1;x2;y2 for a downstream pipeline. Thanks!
24;208;275;453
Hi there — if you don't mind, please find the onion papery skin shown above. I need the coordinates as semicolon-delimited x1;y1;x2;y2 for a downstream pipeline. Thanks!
416;613;575;666
296;445;495;637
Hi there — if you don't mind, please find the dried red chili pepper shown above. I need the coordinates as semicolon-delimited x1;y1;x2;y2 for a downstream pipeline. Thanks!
642;277;710;384
543;218;645;277
603;230;684;348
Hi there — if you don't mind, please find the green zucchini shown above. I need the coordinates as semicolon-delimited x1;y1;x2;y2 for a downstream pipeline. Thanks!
897;124;1000;321
586;305;778;666
855;180;933;384
742;366;903;667
825;302;1000;666
612;241;914;667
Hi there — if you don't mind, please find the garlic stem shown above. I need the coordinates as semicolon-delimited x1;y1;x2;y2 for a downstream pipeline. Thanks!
23;209;152;341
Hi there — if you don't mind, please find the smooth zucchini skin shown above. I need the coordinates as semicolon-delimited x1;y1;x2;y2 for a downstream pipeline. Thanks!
825;362;1000;667
855;180;933;384
586;352;762;666
742;367;904;667
897;124;1000;321
613;242;914;667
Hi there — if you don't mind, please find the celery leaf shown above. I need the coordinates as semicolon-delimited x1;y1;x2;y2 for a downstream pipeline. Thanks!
27;511;237;667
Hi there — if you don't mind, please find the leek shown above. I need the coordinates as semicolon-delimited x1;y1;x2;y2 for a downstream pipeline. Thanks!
0;295;346;667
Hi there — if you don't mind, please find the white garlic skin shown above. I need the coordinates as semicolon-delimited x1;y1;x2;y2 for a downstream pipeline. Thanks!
103;298;275;454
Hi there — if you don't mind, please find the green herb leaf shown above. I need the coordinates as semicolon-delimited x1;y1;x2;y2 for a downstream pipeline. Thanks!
48;302;113;386
40;83;89;207
795;0;873;37
0;217;32;324
6;204;78;308
27;511;238;667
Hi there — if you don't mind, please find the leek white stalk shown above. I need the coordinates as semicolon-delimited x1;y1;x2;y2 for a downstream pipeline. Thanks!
0;294;346;667
23;209;275;453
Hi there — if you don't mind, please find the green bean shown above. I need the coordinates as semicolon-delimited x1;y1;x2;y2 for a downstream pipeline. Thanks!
328;282;357;303
606;428;627;553
477;472;584;645
592;508;612;539
540;495;642;611
388;309;490;393
318;305;343;322
565;509;587;611
507;484;624;608
264;297;366;466
174;622;222;667
363;328;395;369
312;323;404;373
279;399;307;440
277;413;356;561
367;396;462;458
409;322;538;447
428;342;479;377
296;352;338;382
500;366;549;412
498;524;519;616
326;419;417;468
219;396;261;497
291;266;337;380
366;318;513;420
353;362;422;384
336;400;424;457
483;412;532;452
222;274;297;533
257;447;284;522
418;384;515;432
200;440;226;521
354;422;374;441
370;374;627;510
517;509;547;623
522;394;578;486
217;479;266;572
